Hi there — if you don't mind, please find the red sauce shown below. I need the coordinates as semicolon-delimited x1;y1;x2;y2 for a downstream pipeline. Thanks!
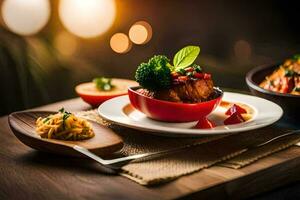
219;101;231;108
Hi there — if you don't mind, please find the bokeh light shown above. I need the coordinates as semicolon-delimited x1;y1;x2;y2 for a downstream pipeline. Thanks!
1;0;50;36
59;0;116;38
110;33;132;54
129;21;152;45
54;31;78;56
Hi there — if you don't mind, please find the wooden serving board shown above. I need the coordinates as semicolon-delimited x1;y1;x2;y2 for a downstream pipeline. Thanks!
8;111;123;156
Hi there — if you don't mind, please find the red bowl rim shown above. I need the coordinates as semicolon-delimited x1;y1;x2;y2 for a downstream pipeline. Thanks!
128;86;223;105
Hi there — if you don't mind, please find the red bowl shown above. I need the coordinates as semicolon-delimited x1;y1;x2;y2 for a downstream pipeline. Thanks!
128;86;223;122
75;79;138;107
76;92;126;107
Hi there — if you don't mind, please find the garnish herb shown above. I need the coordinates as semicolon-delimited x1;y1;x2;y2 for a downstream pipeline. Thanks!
176;68;186;74
186;71;193;77
173;46;200;70
293;54;300;61
42;117;50;124
192;64;202;72
284;69;294;77
59;108;71;130
93;77;114;91
294;87;300;92
135;45;202;91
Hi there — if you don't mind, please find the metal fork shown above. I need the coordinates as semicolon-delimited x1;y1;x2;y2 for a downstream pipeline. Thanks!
73;142;197;173
73;130;300;173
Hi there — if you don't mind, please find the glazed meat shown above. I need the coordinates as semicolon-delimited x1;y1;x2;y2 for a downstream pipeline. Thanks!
138;78;214;103
156;79;214;103
136;88;155;98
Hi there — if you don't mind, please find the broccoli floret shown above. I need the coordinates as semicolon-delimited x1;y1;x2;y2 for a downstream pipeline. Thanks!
135;62;155;89
135;55;172;91
148;55;170;69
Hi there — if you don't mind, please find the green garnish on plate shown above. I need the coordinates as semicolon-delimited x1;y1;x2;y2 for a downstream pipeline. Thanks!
135;45;201;91
93;77;114;91
284;69;295;77
292;54;300;61
293;87;300;92
59;108;71;129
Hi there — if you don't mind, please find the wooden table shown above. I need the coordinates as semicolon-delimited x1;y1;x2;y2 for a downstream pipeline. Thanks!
1;98;300;200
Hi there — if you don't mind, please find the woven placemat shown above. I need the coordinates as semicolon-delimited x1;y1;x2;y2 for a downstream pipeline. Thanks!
76;110;300;185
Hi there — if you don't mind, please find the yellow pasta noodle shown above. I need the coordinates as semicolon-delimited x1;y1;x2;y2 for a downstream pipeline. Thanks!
36;108;95;140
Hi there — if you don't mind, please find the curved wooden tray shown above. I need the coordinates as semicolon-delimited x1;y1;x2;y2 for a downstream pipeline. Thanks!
8;111;123;157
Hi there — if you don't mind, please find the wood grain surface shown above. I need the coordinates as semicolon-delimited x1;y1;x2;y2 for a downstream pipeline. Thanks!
0;98;300;200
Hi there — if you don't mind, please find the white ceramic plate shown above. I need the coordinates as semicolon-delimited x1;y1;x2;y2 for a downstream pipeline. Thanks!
98;92;283;136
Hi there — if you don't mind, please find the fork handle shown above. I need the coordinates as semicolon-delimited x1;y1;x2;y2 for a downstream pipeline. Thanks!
73;145;151;165
254;130;300;148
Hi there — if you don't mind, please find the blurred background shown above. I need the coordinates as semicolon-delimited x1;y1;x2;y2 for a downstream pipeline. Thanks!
0;0;300;115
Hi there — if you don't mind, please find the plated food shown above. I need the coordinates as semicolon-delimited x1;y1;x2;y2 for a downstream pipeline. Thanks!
76;78;138;107
246;56;300;121
129;46;223;122
98;93;282;136
9;111;123;156
259;55;300;95
134;46;216;103
36;108;94;140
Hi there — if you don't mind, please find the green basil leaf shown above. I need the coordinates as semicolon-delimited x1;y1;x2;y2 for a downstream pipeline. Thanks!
173;46;200;69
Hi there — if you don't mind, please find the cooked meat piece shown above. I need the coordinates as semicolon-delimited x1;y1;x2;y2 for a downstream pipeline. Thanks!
136;88;155;98
154;88;182;102
190;78;214;100
155;79;214;103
